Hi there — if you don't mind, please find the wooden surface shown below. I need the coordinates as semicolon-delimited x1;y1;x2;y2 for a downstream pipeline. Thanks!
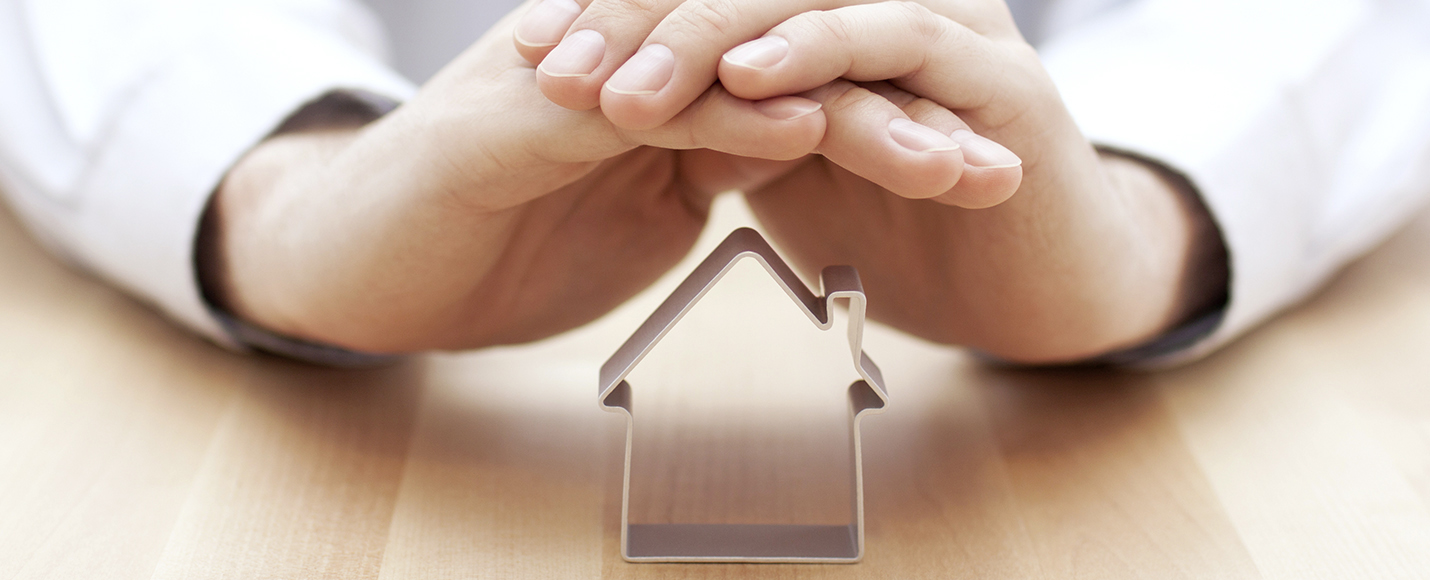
2;194;1429;580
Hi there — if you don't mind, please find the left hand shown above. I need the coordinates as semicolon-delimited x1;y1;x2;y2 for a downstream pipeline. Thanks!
522;0;1213;363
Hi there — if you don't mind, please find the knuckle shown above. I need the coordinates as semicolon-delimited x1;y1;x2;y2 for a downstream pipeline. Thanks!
892;1;947;46
613;0;667;13
578;0;666;28
905;97;948;119
662;0;742;39
863;81;917;107
904;97;961;130
823;83;877;117
796;10;856;45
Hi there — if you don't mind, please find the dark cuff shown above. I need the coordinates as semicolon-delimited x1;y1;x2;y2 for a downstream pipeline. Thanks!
197;89;405;367
211;309;403;367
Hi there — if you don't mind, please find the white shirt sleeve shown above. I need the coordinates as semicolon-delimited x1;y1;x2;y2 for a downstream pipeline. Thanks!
0;0;416;347
1038;0;1430;364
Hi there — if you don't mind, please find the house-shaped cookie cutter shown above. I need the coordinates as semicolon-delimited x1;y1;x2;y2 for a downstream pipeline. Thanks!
598;227;888;563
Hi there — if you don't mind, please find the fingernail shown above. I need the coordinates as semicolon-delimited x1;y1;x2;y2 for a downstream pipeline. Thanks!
754;97;822;121
515;0;582;48
951;129;1021;167
889;118;961;153
605;44;674;95
723;36;789;70
538;29;605;78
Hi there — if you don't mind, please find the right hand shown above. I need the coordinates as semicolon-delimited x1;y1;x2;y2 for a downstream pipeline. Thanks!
203;3;972;353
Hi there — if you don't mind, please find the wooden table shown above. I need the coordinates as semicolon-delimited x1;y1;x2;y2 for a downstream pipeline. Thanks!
2;194;1428;580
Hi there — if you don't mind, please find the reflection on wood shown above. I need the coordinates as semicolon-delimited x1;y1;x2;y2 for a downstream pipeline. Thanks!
2;195;1429;579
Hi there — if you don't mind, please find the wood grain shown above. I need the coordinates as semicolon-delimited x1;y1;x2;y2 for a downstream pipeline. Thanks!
2;194;1428;579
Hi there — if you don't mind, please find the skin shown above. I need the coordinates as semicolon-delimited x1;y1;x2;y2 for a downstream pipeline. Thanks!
200;4;1001;353
203;0;1225;363
524;0;1224;361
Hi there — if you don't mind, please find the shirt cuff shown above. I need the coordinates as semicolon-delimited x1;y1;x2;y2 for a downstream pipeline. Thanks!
211;308;403;368
68;8;417;350
1035;0;1408;366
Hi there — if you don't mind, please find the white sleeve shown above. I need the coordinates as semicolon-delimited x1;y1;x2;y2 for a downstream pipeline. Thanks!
1038;0;1430;364
0;0;417;347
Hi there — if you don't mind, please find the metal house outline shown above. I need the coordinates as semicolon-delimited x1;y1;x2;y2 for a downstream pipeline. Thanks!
598;227;889;563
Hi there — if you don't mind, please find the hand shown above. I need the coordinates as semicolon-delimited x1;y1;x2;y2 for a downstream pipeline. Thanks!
202;7;828;352
523;0;1222;362
518;0;1021;208
200;4;985;354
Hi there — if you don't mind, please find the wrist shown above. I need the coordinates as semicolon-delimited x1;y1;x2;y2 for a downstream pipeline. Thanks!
199;91;393;331
948;145;1214;364
1098;149;1229;334
200;127;364;337
205;103;541;352
1092;149;1227;348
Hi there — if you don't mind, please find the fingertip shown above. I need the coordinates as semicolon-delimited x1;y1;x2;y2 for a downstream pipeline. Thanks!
929;129;1022;207
717;58;778;102
676;91;825;161
888;118;961;154
752;96;823;122
514;0;583;64
930;164;1023;208
722;36;790;71
515;42;554;67
872;153;966;200
766;113;826;160
537;74;604;111
877;119;967;199
598;97;666;131
534;28;607;110
717;37;792;101
950;129;1022;168
730;98;826;161
883;162;965;200
599;44;680;130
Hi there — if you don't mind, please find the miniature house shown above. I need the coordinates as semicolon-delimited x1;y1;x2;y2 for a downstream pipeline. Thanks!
598;227;888;563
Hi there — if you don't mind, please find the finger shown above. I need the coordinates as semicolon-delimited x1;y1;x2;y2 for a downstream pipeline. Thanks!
626;85;828;161
799;80;965;200
718;2;1038;115
532;0;1008;120
865;82;1022;208
597;0;883;130
429;7;828;211
421;86;824;213
513;0;587;64
918;0;1023;39
532;0;685;111
594;0;1023;130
